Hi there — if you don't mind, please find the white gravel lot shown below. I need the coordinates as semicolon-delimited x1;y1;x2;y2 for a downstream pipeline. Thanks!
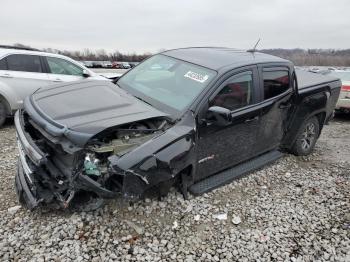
0;116;349;262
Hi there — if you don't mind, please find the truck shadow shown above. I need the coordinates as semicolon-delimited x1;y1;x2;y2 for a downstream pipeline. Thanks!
333;112;350;122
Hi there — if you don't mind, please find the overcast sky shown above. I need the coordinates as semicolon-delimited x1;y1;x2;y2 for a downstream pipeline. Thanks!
1;0;349;53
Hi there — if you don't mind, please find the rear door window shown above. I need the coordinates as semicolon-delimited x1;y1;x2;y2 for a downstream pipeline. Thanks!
263;70;290;99
46;57;84;76
6;54;43;73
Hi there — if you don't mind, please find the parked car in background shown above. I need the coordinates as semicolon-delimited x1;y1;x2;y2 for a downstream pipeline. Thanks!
0;47;107;127
14;47;340;210
112;61;123;69
112;62;133;69
121;62;131;69
101;61;113;68
82;61;94;68
129;62;139;68
92;61;103;68
325;70;350;113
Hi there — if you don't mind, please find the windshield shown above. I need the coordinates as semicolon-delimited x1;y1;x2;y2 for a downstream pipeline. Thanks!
118;54;216;112
329;71;350;82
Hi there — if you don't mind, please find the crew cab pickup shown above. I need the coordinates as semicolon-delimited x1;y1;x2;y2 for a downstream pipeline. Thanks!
14;48;341;210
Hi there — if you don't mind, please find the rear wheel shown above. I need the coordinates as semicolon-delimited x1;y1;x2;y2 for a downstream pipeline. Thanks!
291;116;320;156
0;101;6;127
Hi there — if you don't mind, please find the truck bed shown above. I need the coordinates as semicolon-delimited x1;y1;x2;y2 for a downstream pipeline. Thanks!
296;70;339;90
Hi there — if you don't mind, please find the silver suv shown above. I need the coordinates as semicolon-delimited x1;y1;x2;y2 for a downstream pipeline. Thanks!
0;46;106;127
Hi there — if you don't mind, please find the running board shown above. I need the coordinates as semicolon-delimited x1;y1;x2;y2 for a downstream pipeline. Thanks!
189;150;283;195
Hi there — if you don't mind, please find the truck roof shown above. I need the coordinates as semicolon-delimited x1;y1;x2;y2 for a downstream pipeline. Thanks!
162;47;289;71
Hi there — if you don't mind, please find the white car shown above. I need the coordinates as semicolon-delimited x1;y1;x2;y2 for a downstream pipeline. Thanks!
101;61;113;68
121;62;131;69
327;70;350;113
0;47;107;127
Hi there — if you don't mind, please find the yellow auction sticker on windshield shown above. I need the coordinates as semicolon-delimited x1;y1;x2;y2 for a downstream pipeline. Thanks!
184;71;209;83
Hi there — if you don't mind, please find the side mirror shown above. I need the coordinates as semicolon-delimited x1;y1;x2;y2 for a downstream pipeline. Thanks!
82;69;91;78
207;106;232;126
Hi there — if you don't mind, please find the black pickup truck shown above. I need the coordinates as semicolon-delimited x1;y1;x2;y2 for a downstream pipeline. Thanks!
14;48;341;210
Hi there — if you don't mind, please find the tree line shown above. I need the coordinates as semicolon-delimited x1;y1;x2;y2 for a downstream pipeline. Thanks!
12;43;151;62
10;44;350;65
260;48;350;66
43;48;151;62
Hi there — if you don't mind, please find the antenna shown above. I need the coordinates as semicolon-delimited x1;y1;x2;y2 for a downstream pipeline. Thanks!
247;38;261;53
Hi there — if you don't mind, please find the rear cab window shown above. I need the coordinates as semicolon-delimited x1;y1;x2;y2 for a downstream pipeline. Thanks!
263;68;290;99
6;54;43;73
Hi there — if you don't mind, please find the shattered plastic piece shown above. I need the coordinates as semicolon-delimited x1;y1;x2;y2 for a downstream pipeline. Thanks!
232;215;241;225
124;220;144;235
213;213;227;220
8;205;21;215
172;221;178;229
84;155;101;176
194;214;200;221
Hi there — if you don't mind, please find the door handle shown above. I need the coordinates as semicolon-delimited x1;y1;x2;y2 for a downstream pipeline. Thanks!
0;73;13;78
244;116;259;123
53;78;62;82
279;103;291;109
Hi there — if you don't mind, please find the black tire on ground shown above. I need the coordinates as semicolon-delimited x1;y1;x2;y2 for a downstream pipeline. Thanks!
290;116;320;156
0;101;6;127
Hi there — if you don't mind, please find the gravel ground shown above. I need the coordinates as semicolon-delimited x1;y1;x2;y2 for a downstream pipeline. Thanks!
0;116;349;262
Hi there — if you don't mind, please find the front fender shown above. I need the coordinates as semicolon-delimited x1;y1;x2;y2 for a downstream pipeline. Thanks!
0;81;21;112
109;112;197;197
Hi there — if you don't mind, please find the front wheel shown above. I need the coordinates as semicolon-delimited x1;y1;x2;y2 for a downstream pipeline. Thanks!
291;116;320;156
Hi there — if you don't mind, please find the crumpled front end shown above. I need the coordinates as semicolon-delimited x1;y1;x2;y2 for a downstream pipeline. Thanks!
15;109;118;210
14;108;195;210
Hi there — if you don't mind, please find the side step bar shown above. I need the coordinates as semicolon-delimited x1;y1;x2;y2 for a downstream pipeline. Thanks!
189;150;284;195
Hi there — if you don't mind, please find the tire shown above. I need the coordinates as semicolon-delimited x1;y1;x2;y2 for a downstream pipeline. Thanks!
291;116;320;156
0;101;6;127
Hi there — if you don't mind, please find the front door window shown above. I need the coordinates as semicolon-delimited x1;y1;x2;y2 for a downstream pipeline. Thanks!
47;57;84;76
211;73;253;111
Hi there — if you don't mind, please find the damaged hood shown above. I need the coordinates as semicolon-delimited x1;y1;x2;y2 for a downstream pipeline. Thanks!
25;80;168;146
